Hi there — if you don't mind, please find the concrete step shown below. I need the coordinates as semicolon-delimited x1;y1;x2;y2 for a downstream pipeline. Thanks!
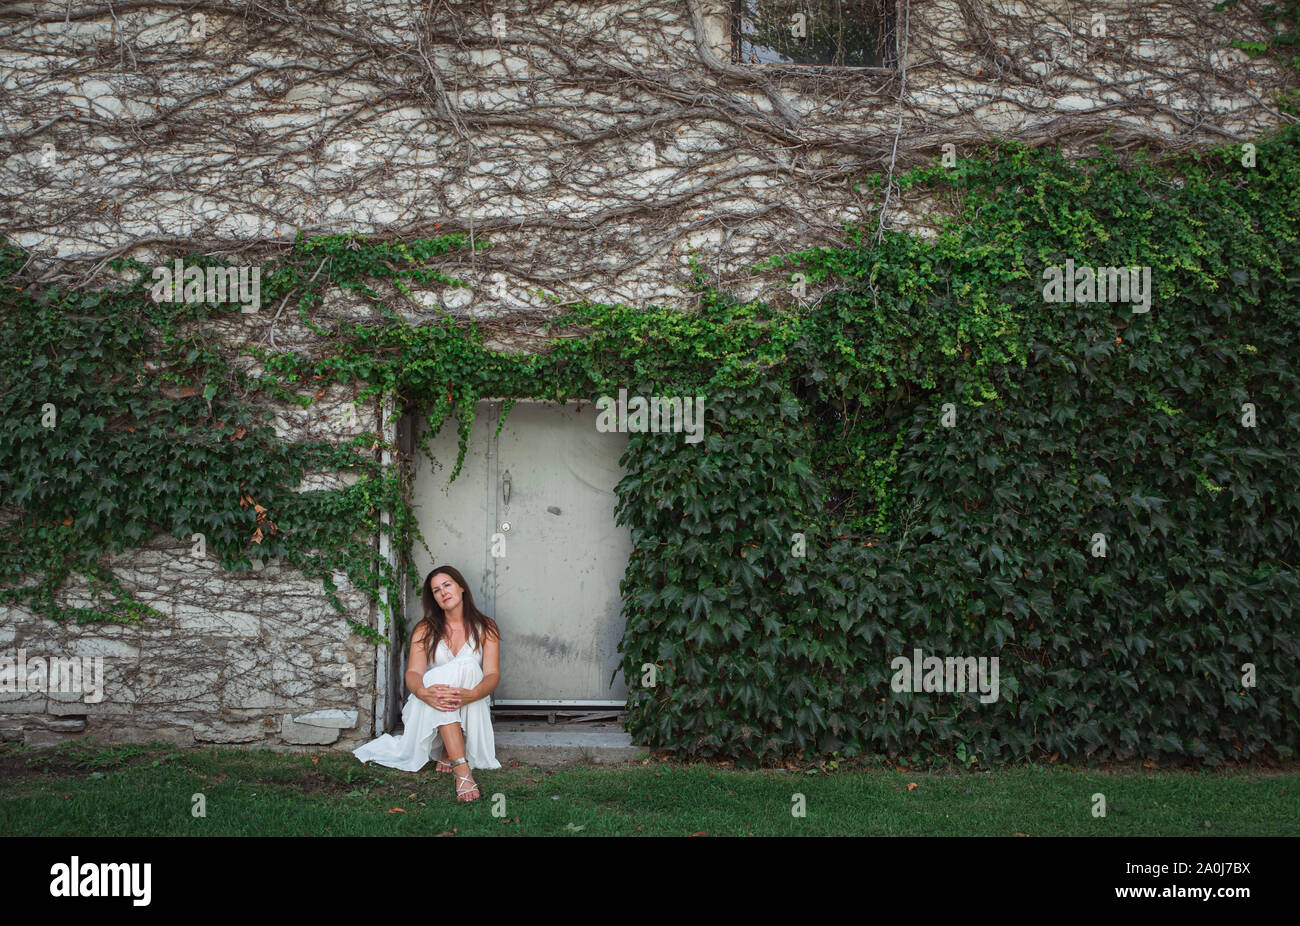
493;719;644;767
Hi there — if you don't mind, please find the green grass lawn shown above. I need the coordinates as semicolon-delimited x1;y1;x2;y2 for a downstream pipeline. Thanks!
1;740;1296;836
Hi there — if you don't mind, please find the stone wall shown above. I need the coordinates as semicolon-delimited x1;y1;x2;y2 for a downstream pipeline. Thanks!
0;0;1290;748
2;534;376;748
4;1;1286;304
0;283;388;749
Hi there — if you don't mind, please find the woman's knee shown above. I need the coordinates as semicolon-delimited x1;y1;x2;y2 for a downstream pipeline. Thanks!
423;666;455;686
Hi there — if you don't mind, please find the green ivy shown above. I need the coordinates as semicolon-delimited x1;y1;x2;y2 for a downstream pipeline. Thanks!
619;126;1300;766
3;124;1299;766
1218;0;1300;70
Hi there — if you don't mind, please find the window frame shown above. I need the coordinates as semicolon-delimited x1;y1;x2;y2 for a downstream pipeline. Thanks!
729;0;899;74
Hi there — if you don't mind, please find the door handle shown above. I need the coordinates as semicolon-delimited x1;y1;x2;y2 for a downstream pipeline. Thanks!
502;470;512;506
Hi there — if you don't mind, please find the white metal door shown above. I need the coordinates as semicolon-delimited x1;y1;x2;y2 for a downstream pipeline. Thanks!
406;399;632;705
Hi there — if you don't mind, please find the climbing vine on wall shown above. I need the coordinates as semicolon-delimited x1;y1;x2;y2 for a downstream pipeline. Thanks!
0;235;479;642
3;122;1299;765
1219;0;1300;69
618;124;1300;766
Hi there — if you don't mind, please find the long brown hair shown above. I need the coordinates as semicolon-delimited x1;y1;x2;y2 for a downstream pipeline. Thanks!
415;565;500;662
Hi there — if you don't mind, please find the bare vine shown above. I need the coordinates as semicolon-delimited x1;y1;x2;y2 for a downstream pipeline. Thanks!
0;0;1293;315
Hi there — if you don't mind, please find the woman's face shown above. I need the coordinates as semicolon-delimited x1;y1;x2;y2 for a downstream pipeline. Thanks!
429;573;462;612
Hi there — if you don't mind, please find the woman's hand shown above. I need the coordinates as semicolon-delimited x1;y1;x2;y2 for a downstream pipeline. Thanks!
437;685;476;708
414;686;450;710
424;684;465;710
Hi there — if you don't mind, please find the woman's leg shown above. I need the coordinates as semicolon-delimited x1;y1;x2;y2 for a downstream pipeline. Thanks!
438;722;479;801
422;662;463;772
429;662;482;773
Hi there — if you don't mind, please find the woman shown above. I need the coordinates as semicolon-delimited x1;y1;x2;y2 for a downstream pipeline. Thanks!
353;566;502;802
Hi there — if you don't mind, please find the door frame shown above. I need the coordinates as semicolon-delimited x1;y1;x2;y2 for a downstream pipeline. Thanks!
374;392;406;733
381;397;631;721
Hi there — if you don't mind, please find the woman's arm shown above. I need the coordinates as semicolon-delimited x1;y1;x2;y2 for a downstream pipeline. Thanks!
406;626;456;710
405;625;429;697
460;633;501;704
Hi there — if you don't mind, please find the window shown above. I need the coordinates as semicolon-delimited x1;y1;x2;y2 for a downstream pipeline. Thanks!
732;0;896;70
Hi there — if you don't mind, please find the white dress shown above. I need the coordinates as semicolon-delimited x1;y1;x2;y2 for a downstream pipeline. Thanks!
353;634;501;772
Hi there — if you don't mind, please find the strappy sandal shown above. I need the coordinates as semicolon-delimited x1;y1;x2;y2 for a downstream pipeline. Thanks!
449;756;479;803
434;759;452;773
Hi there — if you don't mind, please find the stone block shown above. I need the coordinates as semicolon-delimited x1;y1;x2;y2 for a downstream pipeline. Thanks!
135;667;221;711
95;724;196;747
0;692;47;712
193;721;269;743
24;728;85;748
172;604;261;637
292;709;358;729
280;713;340;744
45;691;131;716
0;721;25;741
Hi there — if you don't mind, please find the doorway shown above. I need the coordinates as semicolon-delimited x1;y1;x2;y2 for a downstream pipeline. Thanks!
394;399;634;719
